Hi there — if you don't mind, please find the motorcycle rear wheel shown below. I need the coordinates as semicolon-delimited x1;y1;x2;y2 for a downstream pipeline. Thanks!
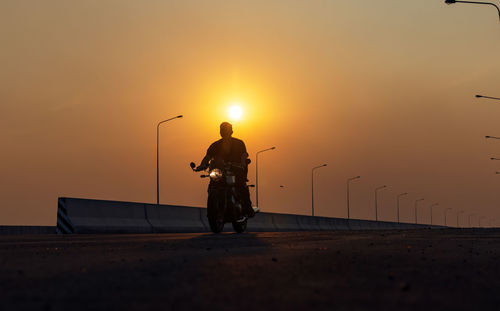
232;219;247;233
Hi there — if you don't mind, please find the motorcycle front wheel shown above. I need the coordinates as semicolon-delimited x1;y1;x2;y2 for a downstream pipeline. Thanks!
232;219;247;233
207;188;225;233
208;215;224;233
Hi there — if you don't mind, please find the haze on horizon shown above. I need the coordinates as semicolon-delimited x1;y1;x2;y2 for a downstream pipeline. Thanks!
1;0;500;226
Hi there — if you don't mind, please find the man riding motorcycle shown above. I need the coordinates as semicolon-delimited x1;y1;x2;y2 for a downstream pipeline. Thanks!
194;122;255;219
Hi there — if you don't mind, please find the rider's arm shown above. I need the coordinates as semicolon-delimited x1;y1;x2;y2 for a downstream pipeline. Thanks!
240;151;249;167
240;140;249;167
196;143;216;171
196;153;211;171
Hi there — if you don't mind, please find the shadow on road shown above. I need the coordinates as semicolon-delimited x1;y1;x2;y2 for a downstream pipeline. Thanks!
170;231;272;251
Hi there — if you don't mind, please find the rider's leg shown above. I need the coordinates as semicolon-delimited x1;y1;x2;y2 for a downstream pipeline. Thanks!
239;185;254;218
236;169;254;218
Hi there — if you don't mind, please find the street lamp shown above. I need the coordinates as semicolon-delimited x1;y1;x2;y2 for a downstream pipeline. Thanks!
445;0;500;20
457;210;464;227
255;146;276;210
429;203;439;226
469;214;476;228
156;115;183;206
476;94;500;101
397;193;408;224
347;176;361;219
311;164;327;217
414;198;424;224
445;208;453;227
374;185;387;221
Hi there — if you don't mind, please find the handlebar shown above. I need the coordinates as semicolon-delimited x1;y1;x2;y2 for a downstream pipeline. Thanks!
190;161;247;172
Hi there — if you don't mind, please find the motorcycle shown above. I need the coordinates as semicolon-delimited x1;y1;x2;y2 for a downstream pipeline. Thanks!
190;160;255;233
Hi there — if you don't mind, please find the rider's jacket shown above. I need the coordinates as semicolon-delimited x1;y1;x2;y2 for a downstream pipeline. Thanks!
206;137;247;164
206;137;248;183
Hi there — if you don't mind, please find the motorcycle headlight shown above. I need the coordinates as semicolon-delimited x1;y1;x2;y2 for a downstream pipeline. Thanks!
209;169;223;180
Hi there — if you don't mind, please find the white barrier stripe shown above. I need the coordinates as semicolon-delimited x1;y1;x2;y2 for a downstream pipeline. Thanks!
57;198;75;234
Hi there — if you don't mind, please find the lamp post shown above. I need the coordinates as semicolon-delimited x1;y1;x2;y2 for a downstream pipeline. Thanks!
156;115;183;206
347;176;361;219
311;164;327;217
255;147;276;209
444;208;453;227
468;214;475;228
476;94;500;101
397;193;408;223
429;203;439;226
457;210;464;227
414;198;424;224
374;185;387;221
445;0;500;20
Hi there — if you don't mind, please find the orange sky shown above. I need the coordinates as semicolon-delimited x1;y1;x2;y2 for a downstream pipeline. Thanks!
1;0;500;226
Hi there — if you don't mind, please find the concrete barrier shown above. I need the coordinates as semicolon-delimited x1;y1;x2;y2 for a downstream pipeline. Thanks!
198;208;211;231
56;197;446;234
328;218;341;230
247;212;276;232
333;218;350;230
316;217;331;231
272;214;300;231
368;220;380;230
317;217;334;231
57;198;76;234
145;204;206;233
379;221;394;230
297;215;321;230
57;198;152;234
347;219;362;230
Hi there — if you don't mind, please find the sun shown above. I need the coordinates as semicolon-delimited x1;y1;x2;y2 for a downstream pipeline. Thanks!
228;105;243;121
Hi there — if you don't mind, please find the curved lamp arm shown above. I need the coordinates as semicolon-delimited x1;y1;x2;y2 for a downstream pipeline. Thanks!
446;0;500;20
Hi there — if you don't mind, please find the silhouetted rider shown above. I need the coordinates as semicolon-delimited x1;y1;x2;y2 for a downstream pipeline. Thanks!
195;122;254;217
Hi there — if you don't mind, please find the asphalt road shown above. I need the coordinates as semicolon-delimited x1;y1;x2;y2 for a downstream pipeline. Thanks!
1;229;499;311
